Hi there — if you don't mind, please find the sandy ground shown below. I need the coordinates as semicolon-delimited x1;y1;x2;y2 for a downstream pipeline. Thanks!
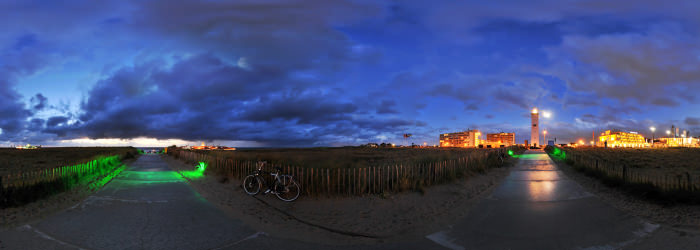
0;158;135;228
162;155;513;244
552;158;700;233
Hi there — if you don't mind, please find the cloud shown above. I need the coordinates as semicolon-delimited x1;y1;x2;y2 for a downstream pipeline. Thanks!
44;54;422;146
127;0;384;71
545;22;700;107
46;116;69;127
0;85;31;140
30;93;48;110
239;93;358;124
376;100;399;114
686;117;700;126
0;34;51;141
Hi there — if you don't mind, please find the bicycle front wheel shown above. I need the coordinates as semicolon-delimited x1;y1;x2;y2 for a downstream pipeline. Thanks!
274;176;300;202
243;175;261;195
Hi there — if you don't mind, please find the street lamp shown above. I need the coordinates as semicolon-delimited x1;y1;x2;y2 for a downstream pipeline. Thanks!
650;126;656;145
543;130;548;146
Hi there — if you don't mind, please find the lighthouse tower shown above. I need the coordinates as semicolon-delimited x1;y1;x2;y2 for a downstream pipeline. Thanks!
531;108;539;147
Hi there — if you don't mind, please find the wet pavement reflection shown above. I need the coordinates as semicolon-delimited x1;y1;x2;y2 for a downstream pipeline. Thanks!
436;150;654;249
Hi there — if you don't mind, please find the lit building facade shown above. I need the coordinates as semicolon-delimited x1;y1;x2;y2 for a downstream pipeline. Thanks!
440;130;482;147
658;137;699;147
486;133;515;147
531;108;539;147
597;130;648;148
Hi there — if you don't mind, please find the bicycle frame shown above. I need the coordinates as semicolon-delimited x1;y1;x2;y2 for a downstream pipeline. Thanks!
251;167;294;192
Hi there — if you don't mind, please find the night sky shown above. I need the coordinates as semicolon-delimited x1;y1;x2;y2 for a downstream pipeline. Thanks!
2;1;700;147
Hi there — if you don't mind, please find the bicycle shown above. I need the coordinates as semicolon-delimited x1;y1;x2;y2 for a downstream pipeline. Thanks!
497;150;507;166
242;161;301;202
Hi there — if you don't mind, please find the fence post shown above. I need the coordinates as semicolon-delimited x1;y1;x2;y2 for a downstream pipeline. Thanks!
595;159;598;171
687;172;693;192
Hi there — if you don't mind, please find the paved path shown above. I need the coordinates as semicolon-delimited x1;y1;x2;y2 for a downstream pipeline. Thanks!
0;155;260;249
0;155;440;250
1;152;690;249
426;150;659;249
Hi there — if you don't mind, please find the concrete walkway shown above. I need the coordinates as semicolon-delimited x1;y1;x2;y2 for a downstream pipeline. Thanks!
426;150;659;249
0;152;687;249
0;155;261;249
0;155;442;250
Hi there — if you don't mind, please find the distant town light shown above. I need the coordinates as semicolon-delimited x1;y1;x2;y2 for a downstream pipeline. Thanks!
666;130;671;135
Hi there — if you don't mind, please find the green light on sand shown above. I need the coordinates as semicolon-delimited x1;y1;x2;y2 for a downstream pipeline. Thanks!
179;162;207;180
196;162;207;172
549;147;566;160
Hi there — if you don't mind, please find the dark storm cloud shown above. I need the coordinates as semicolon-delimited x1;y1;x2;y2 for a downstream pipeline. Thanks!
45;54;420;146
46;116;69;127
28;118;45;131
0;33;51;141
376;100;399;114
492;88;530;109
686;117;700;126
7;0;700;146
545;22;700;107
127;0;383;71
240;94;358;124
0;85;31;140
30;93;48;110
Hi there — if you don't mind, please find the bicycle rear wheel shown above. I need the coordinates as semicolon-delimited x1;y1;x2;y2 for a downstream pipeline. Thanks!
274;176;300;202
243;175;261;195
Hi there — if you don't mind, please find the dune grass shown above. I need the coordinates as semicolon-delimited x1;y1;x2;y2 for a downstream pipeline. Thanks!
0;147;137;175
187;146;522;169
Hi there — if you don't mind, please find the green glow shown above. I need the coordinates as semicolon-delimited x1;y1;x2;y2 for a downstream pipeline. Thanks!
175;162;208;180
548;147;566;160
119;171;183;182
180;170;205;179
196;162;207;172
508;150;514;156
512;154;543;159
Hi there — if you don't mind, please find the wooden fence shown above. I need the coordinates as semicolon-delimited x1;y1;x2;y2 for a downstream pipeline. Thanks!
0;155;128;208
546;146;700;193
169;147;514;196
0;155;122;190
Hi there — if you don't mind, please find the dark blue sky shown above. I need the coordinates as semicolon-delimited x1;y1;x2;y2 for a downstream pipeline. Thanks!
2;0;700;147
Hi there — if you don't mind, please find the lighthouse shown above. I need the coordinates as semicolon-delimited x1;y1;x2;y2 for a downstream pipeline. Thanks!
531;108;539;147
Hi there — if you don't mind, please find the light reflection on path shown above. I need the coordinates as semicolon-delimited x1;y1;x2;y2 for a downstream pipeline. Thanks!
431;150;658;249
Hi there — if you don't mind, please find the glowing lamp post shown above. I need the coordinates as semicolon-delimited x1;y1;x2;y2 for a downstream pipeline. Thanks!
543;130;548;147
650;127;656;145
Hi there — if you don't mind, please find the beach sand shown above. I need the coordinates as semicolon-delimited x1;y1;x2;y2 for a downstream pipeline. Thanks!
162;154;512;244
